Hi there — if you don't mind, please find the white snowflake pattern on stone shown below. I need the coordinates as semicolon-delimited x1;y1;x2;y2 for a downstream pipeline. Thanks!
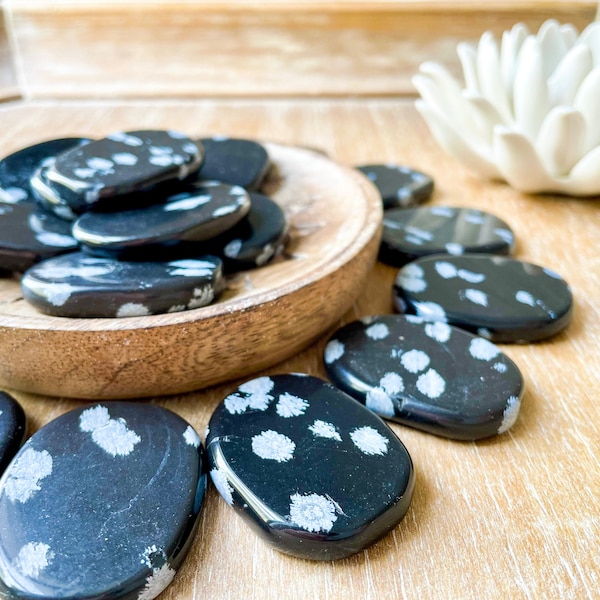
112;152;138;166
457;269;486;284
187;286;214;309
494;228;514;244
288;493;338;533
4;448;53;503
365;387;395;417
464;288;488;307
308;420;342;441
183;425;200;447
435;261;458;279
107;132;143;146
350;426;389;456
398;264;427;293
276;393;309;418
224;377;275;414
324;340;345;364
380;372;404;395
493;362;508;373
87;157;114;172
515;290;536;307
14;542;54;578
224;239;243;258
365;322;390;340
464;212;485;224
116;303;151;317
138;562;176;600
414;301;447;322
416;369;446;399
251;430;295;462
400;349;430;373
38;282;74;306
430;206;454;217
73;167;97;179
79;405;141;457
163;194;211;212
469;338;500;361
498;395;521;434
35;232;76;248
255;243;275;266
445;243;464;255
424;321;452;343
210;468;234;505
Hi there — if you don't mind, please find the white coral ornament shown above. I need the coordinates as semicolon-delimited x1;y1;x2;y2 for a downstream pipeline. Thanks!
414;19;600;196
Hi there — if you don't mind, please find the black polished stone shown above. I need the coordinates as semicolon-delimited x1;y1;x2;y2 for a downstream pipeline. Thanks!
44;130;203;213
0;402;206;600
30;165;81;221
73;182;251;256
207;373;414;561
21;252;223;318
0;137;91;205
0;202;78;271
324;315;524;440
380;206;515;267
393;255;573;343
356;164;434;209
0;391;26;475
196;137;270;191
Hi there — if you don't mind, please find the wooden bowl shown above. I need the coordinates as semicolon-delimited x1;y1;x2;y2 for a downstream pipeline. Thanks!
0;143;382;399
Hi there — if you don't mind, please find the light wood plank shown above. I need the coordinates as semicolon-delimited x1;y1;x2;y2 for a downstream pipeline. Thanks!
4;1;596;98
0;98;598;599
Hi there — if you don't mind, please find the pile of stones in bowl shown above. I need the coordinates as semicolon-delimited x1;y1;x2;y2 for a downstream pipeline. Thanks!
0;131;287;318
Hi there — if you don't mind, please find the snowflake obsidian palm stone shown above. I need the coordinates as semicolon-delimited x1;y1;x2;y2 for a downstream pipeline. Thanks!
207;373;415;561
43;130;203;213
380;206;515;267
393;255;573;343
324;315;524;440
0;202;78;271
72;182;251;257
0;391;26;475
356;164;434;209
196;137;270;190
0;402;206;600
0;137;91;205
21;253;223;318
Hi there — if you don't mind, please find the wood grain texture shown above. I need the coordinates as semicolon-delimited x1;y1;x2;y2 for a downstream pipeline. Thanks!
4;0;597;98
1;98;599;599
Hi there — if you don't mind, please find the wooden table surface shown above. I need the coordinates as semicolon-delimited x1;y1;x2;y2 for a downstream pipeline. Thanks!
0;98;597;599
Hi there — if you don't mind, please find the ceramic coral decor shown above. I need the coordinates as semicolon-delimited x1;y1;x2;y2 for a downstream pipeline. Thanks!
414;19;600;196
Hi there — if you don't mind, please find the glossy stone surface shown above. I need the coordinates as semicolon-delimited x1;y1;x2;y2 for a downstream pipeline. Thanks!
0;137;91;205
0;402;206;600
0;202;78;271
44;130;203;213
0;391;26;475
380;206;515;266
30;165;79;221
356;164;434;209
21;253;223;318
324;315;524;440
207;373;414;561
196;137;270;190
73;182;250;256
393;255;573;342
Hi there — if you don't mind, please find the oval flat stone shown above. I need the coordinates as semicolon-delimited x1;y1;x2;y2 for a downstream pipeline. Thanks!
21;253;223;318
356;164;434;209
324;315;524;440
393;255;573;343
196;137;270;190
0;402;206;600
0;391;26;475
0;137;91;205
73;182;251;256
44;130;203;213
380;206;515;266
0;202;78;271
207;373;414;561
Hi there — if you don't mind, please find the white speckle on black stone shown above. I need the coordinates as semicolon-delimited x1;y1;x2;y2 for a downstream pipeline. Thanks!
365;387;395;417
365;322;390;340
183;426;200;448
469;338;500;361
4;448;53;503
224;376;274;414
210;468;234;505
116;303;151;318
413;301;447;322
308;420;342;441
79;405;141;457
350;426;389;456
324;339;345;364
288;493;338;533
251;430;295;462
464;288;488;307
14;542;54;578
416;368;446;399
424;321;452;343
515;290;536;307
276;393;309;418
498;395;521;434
435;261;458;279
400;349;430;373
445;243;464;255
